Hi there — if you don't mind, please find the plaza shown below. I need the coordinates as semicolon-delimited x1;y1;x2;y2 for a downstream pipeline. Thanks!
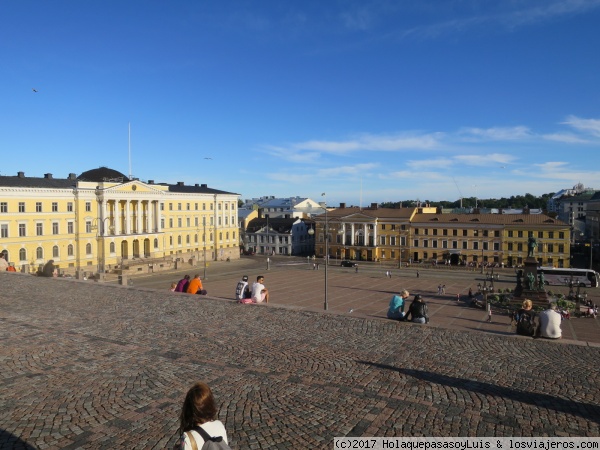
1;258;599;449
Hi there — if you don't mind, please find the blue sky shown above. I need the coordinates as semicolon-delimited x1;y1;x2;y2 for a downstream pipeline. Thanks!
2;0;600;207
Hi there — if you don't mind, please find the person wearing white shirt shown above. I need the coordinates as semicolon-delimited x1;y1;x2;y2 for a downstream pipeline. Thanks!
251;275;269;303
537;304;562;339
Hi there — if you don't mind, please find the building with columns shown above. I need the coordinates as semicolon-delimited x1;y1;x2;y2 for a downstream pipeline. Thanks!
0;167;240;276
313;203;571;268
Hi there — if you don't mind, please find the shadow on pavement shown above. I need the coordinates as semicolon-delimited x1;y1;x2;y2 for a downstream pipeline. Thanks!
357;362;600;425
0;429;37;449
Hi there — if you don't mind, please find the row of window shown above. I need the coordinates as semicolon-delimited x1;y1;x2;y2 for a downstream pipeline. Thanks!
0;201;91;213
167;202;236;211
167;215;236;228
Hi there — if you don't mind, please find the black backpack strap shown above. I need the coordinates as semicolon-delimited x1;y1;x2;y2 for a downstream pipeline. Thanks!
192;426;224;443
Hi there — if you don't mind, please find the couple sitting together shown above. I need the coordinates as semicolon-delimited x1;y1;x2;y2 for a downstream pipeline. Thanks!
387;289;429;324
235;275;269;304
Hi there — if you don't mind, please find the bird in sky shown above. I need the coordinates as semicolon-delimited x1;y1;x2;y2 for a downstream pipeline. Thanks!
32;88;38;93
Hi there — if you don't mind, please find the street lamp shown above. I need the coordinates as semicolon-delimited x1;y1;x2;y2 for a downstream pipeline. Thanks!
477;281;489;308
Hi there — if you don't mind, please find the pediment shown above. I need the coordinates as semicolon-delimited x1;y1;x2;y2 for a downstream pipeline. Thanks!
105;181;164;194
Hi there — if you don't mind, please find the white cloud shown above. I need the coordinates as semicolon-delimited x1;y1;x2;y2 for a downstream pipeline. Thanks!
291;132;441;155
542;133;589;144
562;115;600;138
406;158;454;170
458;126;532;141
453;153;517;166
318;163;379;177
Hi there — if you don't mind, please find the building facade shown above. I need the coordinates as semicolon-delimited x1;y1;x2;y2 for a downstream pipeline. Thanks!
313;205;571;268
0;168;240;275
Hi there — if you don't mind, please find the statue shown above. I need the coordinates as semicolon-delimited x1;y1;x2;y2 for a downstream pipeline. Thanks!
526;272;536;290
538;272;545;290
527;236;537;258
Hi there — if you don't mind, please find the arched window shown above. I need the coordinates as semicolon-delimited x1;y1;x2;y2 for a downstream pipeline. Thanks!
110;242;116;253
86;243;92;254
19;248;26;261
36;247;43;259
53;245;59;258
186;235;190;244
177;235;182;245
67;244;74;256
154;238;158;249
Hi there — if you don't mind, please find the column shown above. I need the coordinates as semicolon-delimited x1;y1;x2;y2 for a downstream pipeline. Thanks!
115;200;121;235
351;223;355;246
135;200;142;234
125;200;131;234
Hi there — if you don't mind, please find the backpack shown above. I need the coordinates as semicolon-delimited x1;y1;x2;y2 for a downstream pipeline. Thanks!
516;310;536;336
184;426;231;450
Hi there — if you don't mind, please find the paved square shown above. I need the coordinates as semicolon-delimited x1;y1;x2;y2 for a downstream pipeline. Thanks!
1;261;599;449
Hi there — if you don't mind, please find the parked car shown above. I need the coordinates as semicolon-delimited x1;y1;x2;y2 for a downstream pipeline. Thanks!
340;260;358;267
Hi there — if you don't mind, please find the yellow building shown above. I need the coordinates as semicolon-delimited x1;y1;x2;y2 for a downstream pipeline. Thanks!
0;167;240;276
313;204;571;268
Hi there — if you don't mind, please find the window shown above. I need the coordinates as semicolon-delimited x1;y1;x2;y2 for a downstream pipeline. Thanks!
424;229;429;236
414;228;419;235
178;203;182;211
169;203;173;211
186;235;190;244
154;238;159;249
19;248;26;261
494;231;500;237
177;235;182;245
110;242;115;253
558;244;564;253
452;241;458;249
462;241;468;249
442;240;448;249
186;218;190;227
538;231;544;238
68;222;74;234
36;202;42;212
1;224;7;238
413;239;419;247
161;219;165;229
380;235;386;245
19;224;26;236
508;243;514;251
52;202;58;212
86;243;92;254
453;229;458;236
559;232;565;239
508;230;514;237
195;203;198;210
67;202;73;212
86;221;92;233
169;218;173;228
443;229;448;236
382;224;386;230
19;202;25;213
433;229;438;236
1;202;7;213
53;246;59;258
549;232;554;239
160;203;164;211
462;230;468;236
36;223;43;236
548;244;554;253
178;218;182;227
518;231;524;238
36;247;43;259
473;242;479;250
187;203;190;211
68;244;74;256
52;222;59;235
494;242;500;251
85;202;91;212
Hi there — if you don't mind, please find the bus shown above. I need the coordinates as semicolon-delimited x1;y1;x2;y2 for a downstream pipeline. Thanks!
538;267;600;288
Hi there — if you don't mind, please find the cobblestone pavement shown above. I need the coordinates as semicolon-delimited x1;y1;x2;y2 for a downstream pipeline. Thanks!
1;269;599;450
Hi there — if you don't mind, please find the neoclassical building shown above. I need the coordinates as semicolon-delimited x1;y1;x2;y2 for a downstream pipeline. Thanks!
313;204;572;268
0;167;240;276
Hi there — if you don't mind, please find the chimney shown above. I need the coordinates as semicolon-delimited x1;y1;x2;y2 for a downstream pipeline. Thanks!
44;173;53;179
17;171;25;178
340;203;346;208
201;184;208;188
148;180;154;184
370;202;378;209
194;183;199;187
68;173;77;180
177;181;184;186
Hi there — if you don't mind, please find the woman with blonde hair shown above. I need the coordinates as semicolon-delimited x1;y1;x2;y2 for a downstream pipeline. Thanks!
176;382;229;449
514;299;536;336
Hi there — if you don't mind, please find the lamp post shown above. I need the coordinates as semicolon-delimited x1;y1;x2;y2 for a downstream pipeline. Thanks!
477;280;489;308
